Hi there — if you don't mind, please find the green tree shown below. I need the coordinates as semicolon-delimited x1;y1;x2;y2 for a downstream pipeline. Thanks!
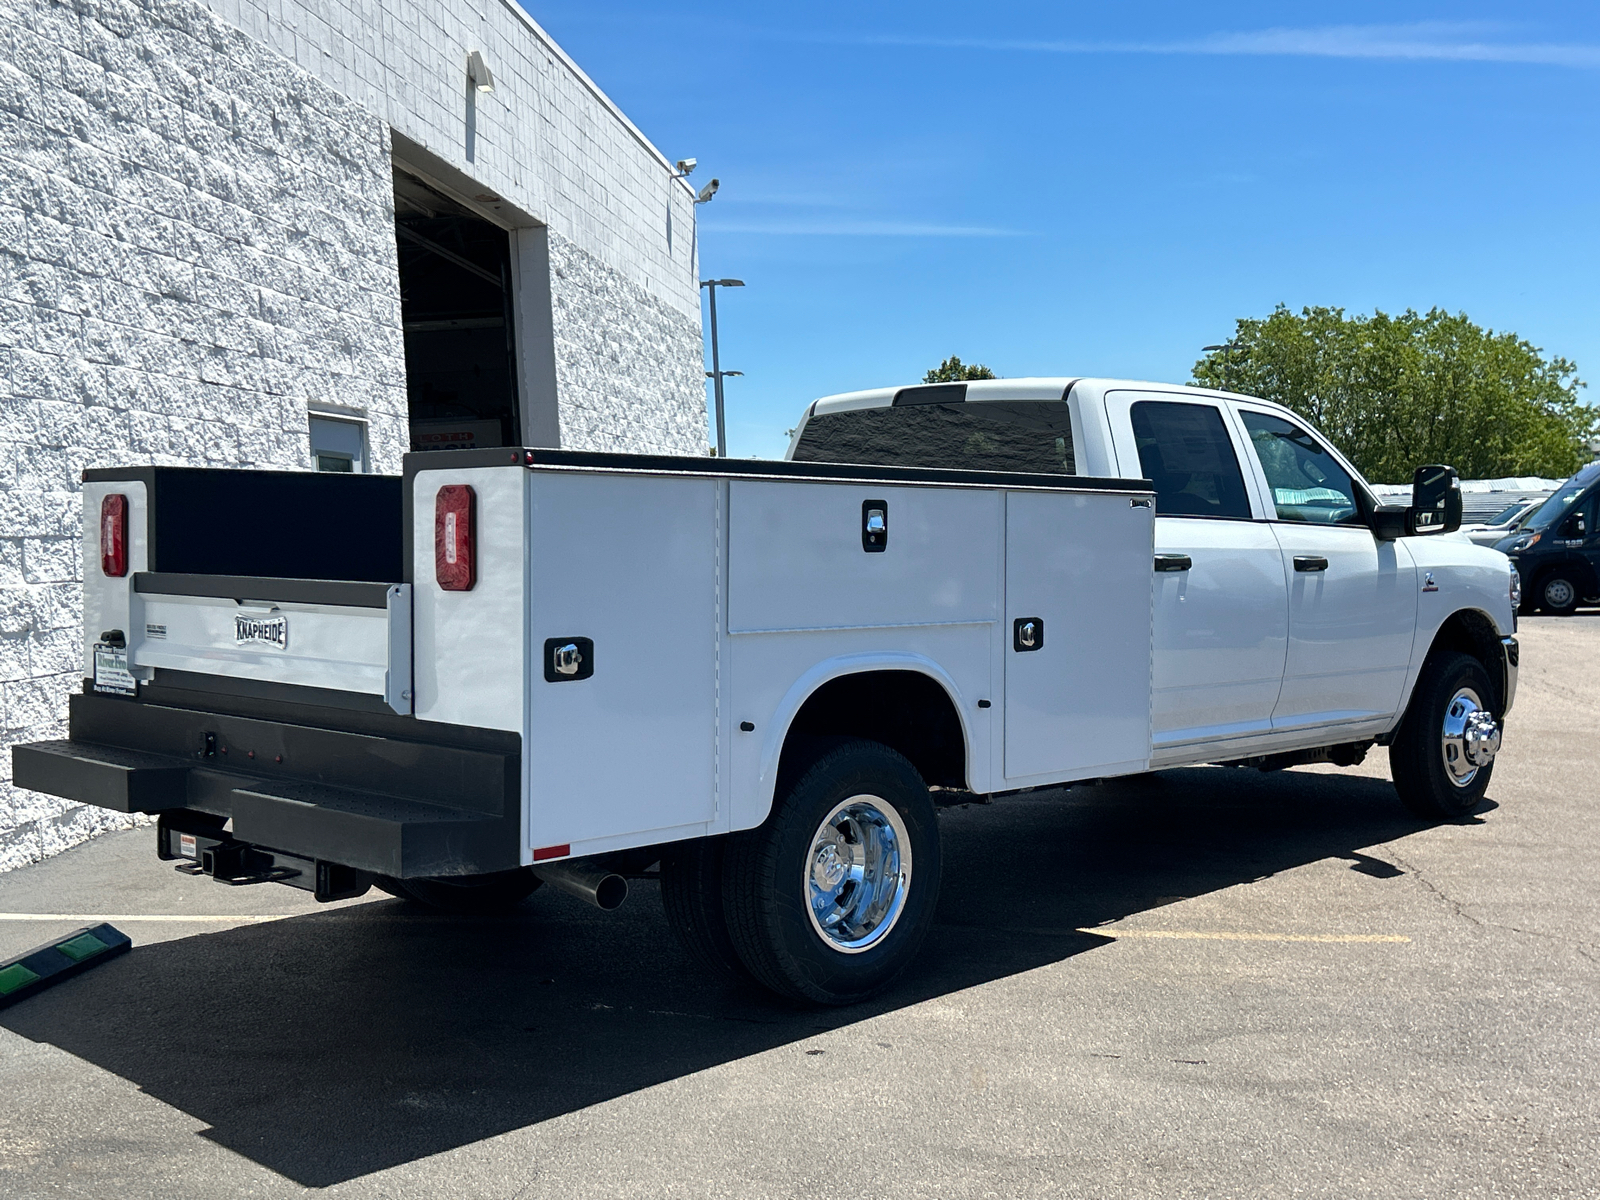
924;356;997;383
1192;306;1594;482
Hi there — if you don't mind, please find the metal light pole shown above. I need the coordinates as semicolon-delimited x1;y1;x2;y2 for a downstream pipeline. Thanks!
700;278;743;457
1202;340;1248;392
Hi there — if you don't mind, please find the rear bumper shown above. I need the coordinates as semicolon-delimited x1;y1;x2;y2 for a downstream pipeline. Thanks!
12;693;521;879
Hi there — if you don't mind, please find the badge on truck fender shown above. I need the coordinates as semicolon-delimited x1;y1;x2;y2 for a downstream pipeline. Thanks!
92;644;137;696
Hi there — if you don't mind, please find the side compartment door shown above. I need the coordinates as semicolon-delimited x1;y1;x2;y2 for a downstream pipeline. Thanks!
524;472;718;854
1102;391;1289;747
1002;488;1152;782
1234;405;1418;727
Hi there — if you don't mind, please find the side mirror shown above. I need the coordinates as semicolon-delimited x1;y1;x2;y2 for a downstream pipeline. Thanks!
1562;512;1588;540
1407;464;1462;536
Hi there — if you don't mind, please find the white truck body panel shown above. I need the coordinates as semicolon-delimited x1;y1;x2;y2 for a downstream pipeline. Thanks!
728;480;1000;633
80;480;149;673
1001;489;1152;782
523;470;719;858
411;464;526;733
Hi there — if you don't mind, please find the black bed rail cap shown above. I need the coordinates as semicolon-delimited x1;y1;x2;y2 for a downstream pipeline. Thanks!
403;446;1152;497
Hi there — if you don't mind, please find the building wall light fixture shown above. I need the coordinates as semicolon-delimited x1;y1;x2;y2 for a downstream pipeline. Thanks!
467;50;495;94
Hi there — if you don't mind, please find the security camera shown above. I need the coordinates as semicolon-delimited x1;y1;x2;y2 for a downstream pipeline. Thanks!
675;157;697;177
695;178;720;204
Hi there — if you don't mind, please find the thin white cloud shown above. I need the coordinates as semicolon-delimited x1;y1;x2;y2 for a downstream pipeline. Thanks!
702;219;1022;237
806;22;1600;69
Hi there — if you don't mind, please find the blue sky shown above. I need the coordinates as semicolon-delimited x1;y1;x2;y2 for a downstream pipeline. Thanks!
530;3;1600;459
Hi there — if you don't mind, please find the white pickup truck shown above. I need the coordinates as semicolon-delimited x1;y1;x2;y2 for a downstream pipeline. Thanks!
15;377;1519;1004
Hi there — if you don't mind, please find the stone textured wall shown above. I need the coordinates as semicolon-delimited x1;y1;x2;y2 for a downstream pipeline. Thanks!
0;0;408;870
549;231;706;456
202;0;704;327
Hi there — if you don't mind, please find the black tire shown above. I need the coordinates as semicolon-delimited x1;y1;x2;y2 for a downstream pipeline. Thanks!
1537;571;1580;615
372;876;410;900
722;739;941;1005
660;837;751;982
397;867;543;914
1390;651;1498;820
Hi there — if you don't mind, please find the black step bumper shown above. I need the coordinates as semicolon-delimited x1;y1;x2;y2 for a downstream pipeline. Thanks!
12;694;521;879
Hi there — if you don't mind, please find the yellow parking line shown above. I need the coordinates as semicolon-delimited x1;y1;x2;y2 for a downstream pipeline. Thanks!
1081;928;1409;944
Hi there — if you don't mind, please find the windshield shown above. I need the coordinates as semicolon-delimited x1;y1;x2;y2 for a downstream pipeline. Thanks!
1526;463;1600;530
1487;502;1528;526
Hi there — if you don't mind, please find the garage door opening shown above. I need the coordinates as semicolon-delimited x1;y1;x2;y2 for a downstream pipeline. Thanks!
394;167;519;451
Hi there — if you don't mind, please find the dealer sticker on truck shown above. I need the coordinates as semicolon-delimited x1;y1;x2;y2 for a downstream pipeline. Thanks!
235;613;288;650
91;644;137;696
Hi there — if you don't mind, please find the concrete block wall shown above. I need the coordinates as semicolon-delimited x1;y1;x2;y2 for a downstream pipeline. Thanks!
203;0;709;455
549;230;705;455
0;0;409;870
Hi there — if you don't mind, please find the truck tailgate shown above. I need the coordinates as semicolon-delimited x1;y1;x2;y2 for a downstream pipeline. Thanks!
126;573;412;713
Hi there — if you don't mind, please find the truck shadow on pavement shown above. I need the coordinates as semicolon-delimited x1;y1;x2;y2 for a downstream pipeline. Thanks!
2;766;1457;1187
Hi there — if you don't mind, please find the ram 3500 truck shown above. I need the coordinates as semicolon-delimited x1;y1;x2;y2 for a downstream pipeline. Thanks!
15;378;1518;1004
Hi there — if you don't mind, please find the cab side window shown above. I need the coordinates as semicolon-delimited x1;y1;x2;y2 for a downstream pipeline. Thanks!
1560;494;1595;540
1128;401;1252;519
1239;410;1361;525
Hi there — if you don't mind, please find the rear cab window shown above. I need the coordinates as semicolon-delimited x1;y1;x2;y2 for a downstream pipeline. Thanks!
792;396;1076;474
1127;400;1252;519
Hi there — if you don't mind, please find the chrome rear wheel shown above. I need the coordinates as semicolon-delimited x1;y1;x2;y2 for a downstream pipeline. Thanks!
805;795;913;954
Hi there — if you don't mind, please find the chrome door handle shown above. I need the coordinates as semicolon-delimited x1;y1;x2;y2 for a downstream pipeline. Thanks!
1294;555;1330;572
1154;553;1192;573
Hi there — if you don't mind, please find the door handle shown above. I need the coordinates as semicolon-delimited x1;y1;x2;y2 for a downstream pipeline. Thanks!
1294;555;1330;572
1154;553;1191;573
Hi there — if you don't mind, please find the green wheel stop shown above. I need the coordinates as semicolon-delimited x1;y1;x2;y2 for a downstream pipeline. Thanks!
0;924;130;1009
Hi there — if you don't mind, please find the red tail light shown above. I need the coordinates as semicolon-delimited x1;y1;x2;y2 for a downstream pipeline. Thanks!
435;485;476;591
100;494;128;577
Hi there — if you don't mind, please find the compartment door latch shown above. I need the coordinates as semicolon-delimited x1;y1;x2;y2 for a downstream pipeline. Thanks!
862;500;888;552
545;637;595;682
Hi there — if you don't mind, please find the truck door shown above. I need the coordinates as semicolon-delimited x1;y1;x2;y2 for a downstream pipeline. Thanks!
1233;406;1417;728
1102;390;1289;749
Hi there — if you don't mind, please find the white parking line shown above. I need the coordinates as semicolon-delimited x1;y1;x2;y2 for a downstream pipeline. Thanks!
0;913;291;923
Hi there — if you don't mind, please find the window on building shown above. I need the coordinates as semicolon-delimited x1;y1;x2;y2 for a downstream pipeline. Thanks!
394;167;520;451
309;415;368;473
792;401;1076;473
1128;401;1252;519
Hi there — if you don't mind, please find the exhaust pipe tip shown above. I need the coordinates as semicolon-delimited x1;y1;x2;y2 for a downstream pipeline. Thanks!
532;861;629;911
591;873;628;911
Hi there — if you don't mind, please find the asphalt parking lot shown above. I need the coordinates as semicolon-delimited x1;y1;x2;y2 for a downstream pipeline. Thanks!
0;616;1595;1199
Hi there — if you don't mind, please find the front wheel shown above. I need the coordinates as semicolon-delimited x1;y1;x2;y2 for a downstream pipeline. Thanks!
1538;572;1580;615
722;739;941;1005
1390;651;1501;819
